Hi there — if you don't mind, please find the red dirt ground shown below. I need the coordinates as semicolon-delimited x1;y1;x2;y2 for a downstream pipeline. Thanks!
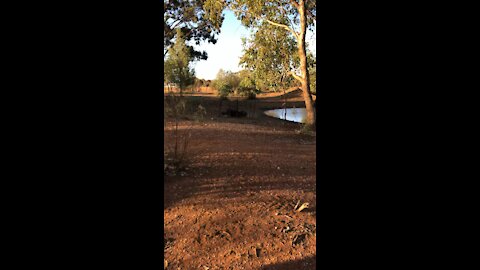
164;93;316;269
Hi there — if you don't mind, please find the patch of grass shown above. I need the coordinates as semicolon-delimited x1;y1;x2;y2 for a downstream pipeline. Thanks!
296;123;316;136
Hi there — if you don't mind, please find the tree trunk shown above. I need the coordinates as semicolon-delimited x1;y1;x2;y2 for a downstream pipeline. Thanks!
298;0;315;128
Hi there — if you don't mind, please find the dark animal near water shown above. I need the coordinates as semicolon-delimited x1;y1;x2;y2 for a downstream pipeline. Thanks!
222;109;247;118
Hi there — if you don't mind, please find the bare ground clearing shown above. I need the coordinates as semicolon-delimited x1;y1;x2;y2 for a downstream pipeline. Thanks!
164;92;316;269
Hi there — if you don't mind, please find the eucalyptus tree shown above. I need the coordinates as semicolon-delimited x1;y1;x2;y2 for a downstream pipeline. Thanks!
164;0;224;60
207;0;316;127
239;22;297;92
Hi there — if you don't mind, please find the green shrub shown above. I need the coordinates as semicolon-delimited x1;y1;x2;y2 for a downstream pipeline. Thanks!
218;84;233;98
237;86;259;99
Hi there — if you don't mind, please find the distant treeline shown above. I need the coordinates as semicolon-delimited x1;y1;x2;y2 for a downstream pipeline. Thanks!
164;85;215;94
164;78;214;93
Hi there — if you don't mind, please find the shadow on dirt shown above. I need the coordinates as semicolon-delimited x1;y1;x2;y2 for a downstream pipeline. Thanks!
260;255;316;269
164;99;316;209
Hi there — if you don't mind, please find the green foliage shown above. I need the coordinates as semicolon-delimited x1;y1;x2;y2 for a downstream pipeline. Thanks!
164;29;196;92
164;0;224;59
236;70;259;98
212;69;242;97
228;0;316;30
203;0;227;29
226;73;241;90
238;87;259;99
240;22;297;92
217;83;233;98
238;78;254;92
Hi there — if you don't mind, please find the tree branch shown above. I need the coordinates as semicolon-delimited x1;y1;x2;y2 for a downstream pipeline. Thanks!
306;8;315;20
289;71;303;82
169;20;183;32
265;19;299;39
164;47;170;59
279;5;298;35
290;0;299;9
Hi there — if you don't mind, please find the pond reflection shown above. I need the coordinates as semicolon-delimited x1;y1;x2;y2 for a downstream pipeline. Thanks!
264;108;306;123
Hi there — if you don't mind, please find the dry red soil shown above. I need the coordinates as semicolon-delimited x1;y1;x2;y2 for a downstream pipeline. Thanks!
164;93;316;269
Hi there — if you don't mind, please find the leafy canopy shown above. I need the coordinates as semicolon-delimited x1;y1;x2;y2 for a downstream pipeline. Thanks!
240;22;297;92
164;0;225;59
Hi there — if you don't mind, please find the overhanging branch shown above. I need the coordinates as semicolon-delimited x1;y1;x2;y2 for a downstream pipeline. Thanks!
164;19;183;37
265;19;299;40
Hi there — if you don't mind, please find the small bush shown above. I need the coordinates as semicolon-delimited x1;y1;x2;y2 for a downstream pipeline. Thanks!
164;95;187;118
164;94;207;176
236;86;259;99
164;129;192;175
217;84;232;98
193;104;207;122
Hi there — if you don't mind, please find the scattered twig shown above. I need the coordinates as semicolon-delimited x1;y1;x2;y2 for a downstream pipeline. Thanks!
296;202;309;212
294;200;300;211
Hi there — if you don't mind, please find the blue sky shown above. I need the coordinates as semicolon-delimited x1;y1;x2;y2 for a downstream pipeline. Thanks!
191;10;316;80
